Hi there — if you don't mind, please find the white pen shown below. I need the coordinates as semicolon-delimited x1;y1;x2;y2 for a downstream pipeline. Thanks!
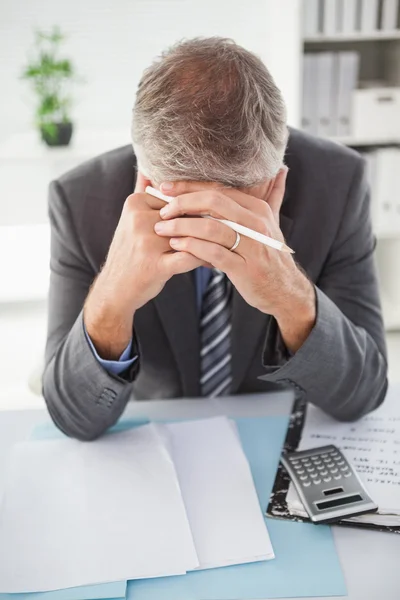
145;186;294;254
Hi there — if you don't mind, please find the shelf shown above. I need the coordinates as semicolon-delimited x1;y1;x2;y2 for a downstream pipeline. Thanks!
0;130;130;161
304;30;400;43
329;136;400;147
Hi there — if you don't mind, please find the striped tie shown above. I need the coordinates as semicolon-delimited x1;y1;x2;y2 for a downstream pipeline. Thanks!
200;269;233;398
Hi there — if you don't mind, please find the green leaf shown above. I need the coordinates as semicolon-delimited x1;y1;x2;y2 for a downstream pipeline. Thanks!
21;25;81;121
40;122;58;141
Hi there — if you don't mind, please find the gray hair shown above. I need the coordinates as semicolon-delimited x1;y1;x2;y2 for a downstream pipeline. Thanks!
131;37;288;188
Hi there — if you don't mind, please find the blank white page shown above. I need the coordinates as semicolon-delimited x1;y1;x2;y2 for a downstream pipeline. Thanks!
163;417;274;569
0;424;198;593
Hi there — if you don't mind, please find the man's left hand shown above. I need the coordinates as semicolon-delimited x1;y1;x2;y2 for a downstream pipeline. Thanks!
153;170;316;352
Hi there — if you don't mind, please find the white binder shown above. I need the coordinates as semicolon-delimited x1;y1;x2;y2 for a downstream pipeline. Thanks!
322;0;339;34
303;0;320;36
359;0;379;31
340;0;358;33
381;0;399;30
335;51;360;137
302;54;318;134
316;52;336;138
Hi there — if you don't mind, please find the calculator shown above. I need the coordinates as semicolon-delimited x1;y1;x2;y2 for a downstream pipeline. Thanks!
281;444;378;524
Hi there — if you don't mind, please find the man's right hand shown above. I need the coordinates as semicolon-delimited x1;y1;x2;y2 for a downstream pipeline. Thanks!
84;172;204;360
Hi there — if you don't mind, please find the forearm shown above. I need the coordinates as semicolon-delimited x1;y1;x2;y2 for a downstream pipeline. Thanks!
274;269;316;353
43;312;136;440
260;287;388;421
84;271;136;361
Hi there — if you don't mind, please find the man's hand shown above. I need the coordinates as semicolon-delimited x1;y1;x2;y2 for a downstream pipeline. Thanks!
84;172;205;360
154;171;316;353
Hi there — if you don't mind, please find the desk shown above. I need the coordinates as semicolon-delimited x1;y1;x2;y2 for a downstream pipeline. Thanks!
0;389;399;600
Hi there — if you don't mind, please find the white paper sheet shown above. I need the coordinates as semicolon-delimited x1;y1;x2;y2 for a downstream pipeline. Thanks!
287;390;400;523
0;424;198;593
162;417;275;569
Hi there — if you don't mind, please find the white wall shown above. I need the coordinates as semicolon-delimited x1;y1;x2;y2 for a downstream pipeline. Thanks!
0;0;301;142
0;0;302;302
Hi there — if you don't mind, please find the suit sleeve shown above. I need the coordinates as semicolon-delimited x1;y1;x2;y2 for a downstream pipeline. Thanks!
260;158;388;421
43;181;139;440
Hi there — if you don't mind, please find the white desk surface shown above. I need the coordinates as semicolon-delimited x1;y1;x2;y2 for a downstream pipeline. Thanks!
0;389;399;600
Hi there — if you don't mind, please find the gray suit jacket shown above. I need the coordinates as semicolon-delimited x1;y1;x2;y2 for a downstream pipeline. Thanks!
43;129;388;440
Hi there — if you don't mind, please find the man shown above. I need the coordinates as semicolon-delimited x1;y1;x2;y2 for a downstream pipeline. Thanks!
43;37;388;441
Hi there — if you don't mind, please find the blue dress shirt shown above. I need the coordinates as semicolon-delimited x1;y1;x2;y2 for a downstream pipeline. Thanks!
86;267;212;375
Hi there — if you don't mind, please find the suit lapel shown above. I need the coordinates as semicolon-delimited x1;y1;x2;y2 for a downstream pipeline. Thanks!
153;273;200;397
231;201;294;393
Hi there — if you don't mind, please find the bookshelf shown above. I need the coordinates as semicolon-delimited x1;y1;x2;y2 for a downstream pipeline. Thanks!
305;30;400;43
300;0;400;330
329;135;400;146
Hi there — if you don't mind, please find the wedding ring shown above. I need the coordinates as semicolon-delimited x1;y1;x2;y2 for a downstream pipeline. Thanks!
229;231;241;252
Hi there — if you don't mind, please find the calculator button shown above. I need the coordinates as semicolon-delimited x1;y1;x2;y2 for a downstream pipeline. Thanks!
337;460;345;466
314;460;322;465
310;472;318;478
303;481;311;487
313;478;322;485
333;474;342;480
340;466;349;472
290;458;299;463
297;469;305;474
307;467;315;473
317;465;324;470
344;471;352;478
303;461;312;466
293;464;301;470
326;462;335;468
330;468;338;473
311;456;319;461
323;476;332;482
300;475;308;481
321;454;328;458
320;470;328;476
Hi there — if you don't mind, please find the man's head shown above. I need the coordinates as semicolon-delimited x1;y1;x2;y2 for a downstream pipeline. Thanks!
132;37;288;189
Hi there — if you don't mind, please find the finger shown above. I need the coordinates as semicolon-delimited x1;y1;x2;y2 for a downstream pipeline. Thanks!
125;190;166;212
154;217;238;250
134;170;152;193
168;237;243;272
160;180;223;196
160;189;263;233
161;180;268;216
160;251;207;277
267;167;288;222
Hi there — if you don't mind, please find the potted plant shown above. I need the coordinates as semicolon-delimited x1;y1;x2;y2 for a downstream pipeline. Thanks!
21;27;79;147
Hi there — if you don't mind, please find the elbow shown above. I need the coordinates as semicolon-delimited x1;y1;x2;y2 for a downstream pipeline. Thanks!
336;369;388;423
42;365;108;442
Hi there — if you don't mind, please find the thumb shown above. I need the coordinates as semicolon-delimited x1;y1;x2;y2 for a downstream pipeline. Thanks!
134;170;152;193
267;166;288;223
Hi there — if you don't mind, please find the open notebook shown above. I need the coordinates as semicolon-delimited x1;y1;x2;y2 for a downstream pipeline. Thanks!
267;387;400;532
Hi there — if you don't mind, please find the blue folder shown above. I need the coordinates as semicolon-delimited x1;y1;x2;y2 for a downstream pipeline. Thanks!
127;417;347;599
24;415;346;600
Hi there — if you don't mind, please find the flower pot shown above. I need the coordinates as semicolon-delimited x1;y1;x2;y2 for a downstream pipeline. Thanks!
40;122;73;147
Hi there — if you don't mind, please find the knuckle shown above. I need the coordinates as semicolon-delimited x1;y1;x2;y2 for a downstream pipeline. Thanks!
210;191;226;211
263;202;274;219
177;237;189;251
211;244;224;262
204;218;218;238
174;195;184;212
257;219;271;237
124;194;137;213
